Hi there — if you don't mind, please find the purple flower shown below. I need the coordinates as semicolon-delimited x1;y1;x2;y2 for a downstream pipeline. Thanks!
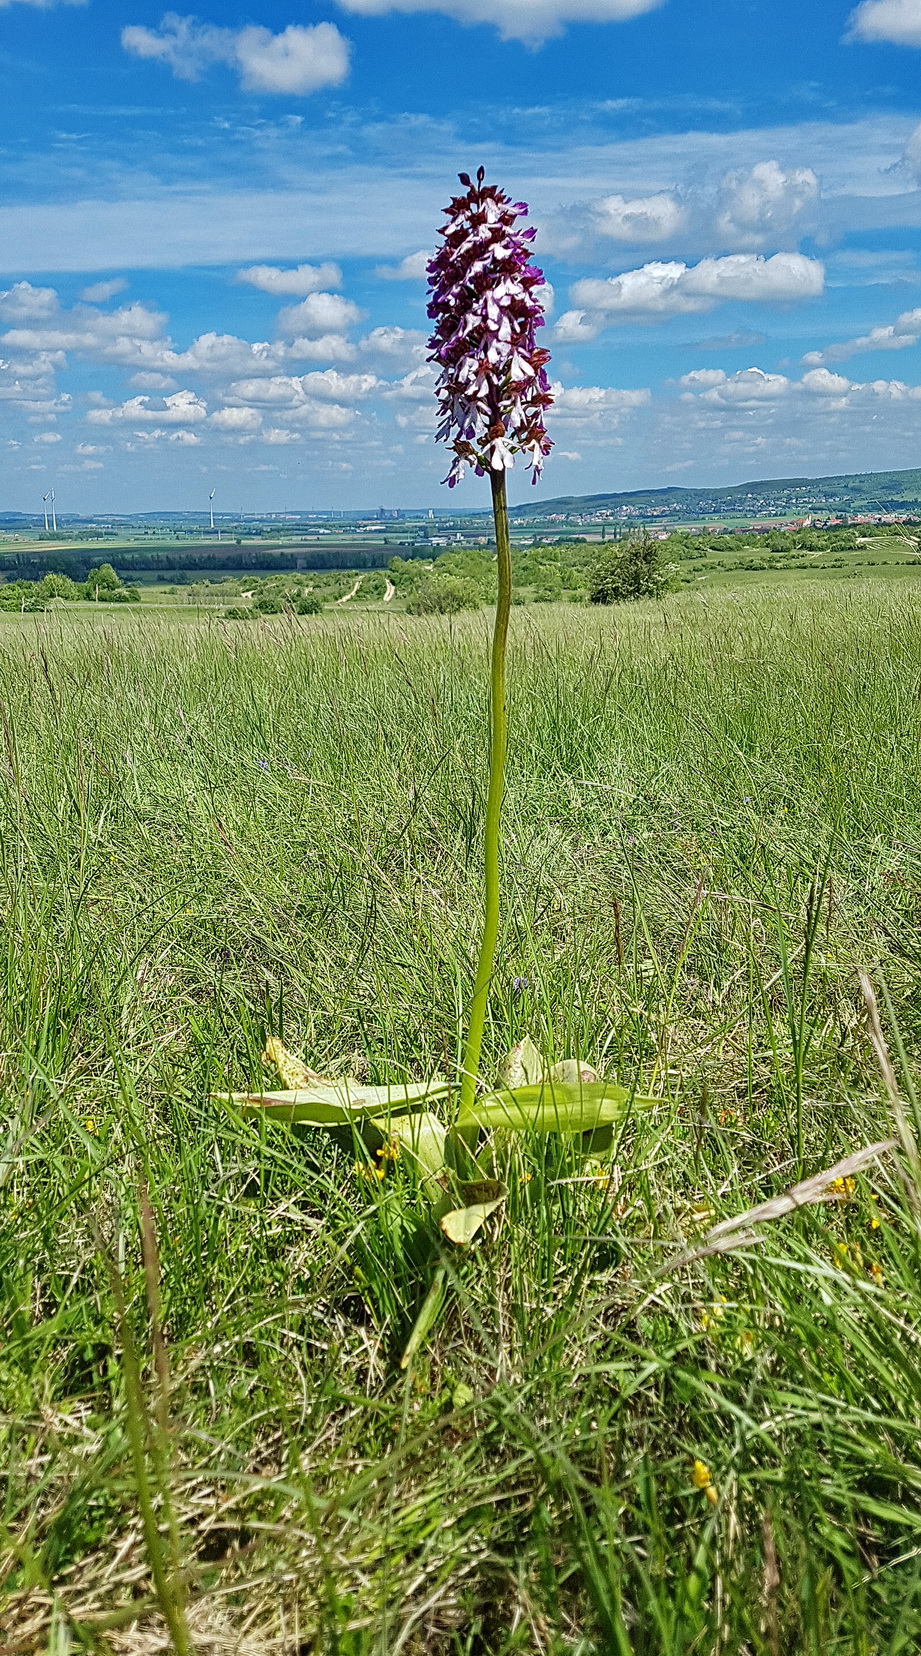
427;168;553;488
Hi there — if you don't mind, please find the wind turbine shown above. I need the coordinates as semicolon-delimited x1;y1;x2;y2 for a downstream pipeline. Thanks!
49;489;56;533
42;492;49;534
209;489;215;532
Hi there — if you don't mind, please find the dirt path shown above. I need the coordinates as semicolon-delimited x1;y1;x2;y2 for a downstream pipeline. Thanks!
383;577;395;602
336;576;363;605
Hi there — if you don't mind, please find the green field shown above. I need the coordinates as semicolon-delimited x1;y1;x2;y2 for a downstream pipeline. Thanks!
5;586;921;1651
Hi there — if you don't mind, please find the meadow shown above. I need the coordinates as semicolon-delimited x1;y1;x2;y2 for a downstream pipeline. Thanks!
4;585;921;1653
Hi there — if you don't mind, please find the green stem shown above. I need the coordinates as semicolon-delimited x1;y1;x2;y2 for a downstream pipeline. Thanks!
459;466;512;1115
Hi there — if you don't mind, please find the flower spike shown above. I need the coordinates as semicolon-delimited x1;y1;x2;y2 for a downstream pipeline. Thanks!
427;172;553;488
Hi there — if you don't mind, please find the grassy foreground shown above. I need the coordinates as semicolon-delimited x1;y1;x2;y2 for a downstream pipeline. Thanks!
4;588;921;1653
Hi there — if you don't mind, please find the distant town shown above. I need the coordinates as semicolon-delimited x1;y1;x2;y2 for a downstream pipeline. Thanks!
1;465;920;585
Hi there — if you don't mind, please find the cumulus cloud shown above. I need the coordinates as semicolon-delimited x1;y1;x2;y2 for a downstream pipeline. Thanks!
32;431;62;444
359;326;428;368
276;292;363;337
209;405;262;431
847;0;921;45
551;382;651;414
236;262;342;296
335;0;664;44
0;283;59;321
594;192;685;244
87;389;208;427
2;296;168;361
679;362;921;407
375;250;431;280
803;306;921;364
80;279;128;303
122;14;351;94
716;161;819;247
559;251;824;338
130;371;179;390
221;372;364;429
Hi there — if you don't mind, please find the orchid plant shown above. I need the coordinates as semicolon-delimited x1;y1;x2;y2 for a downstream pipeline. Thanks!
427;168;553;1119
221;174;655;1301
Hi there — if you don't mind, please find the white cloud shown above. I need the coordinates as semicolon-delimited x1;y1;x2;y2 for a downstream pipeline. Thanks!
235;24;351;93
122;15;351;94
594;192;685;244
679;363;921;407
551;382;651;414
209;405;262;431
298;369;379;400
263;427;301;444
801;368;852;395
359;326;428;368
284;333;357;362
236;262;342;296
847;0;921;45
87;389;208;426
335;0;665;45
0;283;59;321
130;371;179;390
716;160;819;247
80;279;128;303
276;291;363;337
222;373;360;430
2;298;168;361
32;431;62;444
563;251;824;336
803;306;921;364
375;250;431;280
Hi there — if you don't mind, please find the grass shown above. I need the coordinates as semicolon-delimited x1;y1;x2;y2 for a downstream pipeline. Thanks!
3;584;921;1651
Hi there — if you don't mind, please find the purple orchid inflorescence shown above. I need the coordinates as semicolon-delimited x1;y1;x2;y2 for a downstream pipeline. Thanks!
427;168;553;488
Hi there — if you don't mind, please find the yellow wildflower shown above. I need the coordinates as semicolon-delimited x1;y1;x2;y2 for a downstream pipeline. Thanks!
692;1459;718;1506
830;1176;856;1198
699;1295;727;1331
869;1262;884;1287
375;1136;401;1163
83;1118;97;1134
354;1161;385;1183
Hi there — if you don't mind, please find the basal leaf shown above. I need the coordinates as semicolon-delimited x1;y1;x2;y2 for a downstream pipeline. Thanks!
219;1077;450;1127
440;1196;506;1245
456;1079;658;1136
496;1036;546;1089
262;1037;322;1089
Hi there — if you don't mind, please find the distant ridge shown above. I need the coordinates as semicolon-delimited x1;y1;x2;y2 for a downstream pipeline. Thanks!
512;466;921;521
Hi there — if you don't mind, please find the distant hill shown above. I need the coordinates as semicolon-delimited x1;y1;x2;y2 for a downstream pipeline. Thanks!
511;467;921;523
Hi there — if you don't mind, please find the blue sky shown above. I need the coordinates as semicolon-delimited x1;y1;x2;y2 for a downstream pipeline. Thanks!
5;0;921;510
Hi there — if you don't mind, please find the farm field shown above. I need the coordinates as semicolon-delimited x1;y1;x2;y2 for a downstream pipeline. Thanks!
5;584;921;1652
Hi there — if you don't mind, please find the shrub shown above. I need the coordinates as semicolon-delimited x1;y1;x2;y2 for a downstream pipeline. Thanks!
406;575;483;615
253;595;283;615
224;606;252;620
588;535;677;605
292;593;323;615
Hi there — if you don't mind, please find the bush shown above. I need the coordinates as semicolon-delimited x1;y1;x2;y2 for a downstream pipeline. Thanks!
224;606;252;620
588;535;677;605
292;593;323;615
253;595;283;615
406;575;483;615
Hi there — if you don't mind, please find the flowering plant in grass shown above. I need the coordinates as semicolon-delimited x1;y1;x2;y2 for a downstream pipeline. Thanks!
427;170;553;1120
220;175;656;1309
